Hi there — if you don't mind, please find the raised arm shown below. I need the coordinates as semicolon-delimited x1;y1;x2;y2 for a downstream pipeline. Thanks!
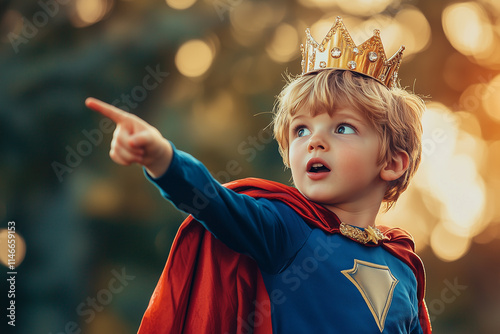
86;97;311;272
85;97;172;178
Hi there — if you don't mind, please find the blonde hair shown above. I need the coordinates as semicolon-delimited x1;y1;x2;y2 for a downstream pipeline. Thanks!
273;69;425;208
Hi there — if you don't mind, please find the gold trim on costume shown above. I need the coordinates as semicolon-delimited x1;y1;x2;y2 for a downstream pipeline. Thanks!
339;223;388;245
341;259;399;332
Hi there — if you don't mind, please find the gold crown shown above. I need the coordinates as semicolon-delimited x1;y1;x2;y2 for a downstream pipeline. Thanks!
300;16;405;89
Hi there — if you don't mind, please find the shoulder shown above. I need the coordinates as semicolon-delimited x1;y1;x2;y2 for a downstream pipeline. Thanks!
378;225;427;305
378;225;416;251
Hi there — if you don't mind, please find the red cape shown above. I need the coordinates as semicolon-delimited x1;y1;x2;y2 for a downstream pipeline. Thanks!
137;178;431;333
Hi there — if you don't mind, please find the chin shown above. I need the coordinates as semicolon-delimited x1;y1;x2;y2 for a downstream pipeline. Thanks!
300;190;338;207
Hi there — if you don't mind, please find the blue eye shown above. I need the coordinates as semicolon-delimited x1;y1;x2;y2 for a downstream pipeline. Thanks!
336;124;356;134
297;127;311;137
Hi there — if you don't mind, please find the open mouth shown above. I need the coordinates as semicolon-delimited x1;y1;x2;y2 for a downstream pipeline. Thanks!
309;163;331;173
307;160;331;173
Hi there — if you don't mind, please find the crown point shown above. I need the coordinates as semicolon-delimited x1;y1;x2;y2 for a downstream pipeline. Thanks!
373;29;380;37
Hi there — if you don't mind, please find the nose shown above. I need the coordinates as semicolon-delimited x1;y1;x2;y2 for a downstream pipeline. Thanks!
308;131;329;152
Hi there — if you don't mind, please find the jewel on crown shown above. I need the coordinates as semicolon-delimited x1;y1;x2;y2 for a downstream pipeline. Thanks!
300;16;405;89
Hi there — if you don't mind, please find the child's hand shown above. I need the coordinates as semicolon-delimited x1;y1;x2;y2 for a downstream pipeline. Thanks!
85;97;173;178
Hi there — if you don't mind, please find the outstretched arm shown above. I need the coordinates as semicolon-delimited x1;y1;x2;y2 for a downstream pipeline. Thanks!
86;97;310;272
85;97;172;178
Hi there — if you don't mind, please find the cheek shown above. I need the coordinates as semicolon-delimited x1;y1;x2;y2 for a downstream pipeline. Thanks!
336;144;362;163
288;142;303;177
338;147;380;176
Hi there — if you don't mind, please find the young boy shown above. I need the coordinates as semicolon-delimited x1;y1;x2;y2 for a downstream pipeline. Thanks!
86;17;431;333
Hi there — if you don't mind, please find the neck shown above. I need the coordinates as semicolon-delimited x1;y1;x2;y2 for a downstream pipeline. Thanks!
323;200;382;228
323;179;388;228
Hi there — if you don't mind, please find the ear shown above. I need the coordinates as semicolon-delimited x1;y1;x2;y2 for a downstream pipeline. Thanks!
380;150;410;182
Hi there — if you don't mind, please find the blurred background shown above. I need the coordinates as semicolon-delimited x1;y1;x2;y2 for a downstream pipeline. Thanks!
1;0;499;333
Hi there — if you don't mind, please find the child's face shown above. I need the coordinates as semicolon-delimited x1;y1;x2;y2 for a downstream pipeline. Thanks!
288;107;386;211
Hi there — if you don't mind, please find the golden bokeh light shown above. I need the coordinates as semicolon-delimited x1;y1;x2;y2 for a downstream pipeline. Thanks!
166;0;197;10
486;141;500;182
455;124;486;170
484;142;500;223
82;180;122;218
395;7;431;56
412;103;488;260
456;111;483;138
459;83;488;115
419;103;458;165
442;2;494;58
175;39;214;78
230;2;284;47
297;0;337;8
440;154;486;237
72;0;113;28
479;0;500;13
266;23;300;63
430;222;471;262
374;19;403;56
0;229;27;268
298;0;395;15
309;18;343;43
482;74;500;123
190;91;242;149
377;187;430;252
337;0;394;16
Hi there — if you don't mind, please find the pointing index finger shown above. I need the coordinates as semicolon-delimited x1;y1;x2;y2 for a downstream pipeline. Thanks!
85;97;129;123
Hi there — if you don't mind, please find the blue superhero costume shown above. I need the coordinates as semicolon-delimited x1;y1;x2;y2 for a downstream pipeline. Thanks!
137;145;431;333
